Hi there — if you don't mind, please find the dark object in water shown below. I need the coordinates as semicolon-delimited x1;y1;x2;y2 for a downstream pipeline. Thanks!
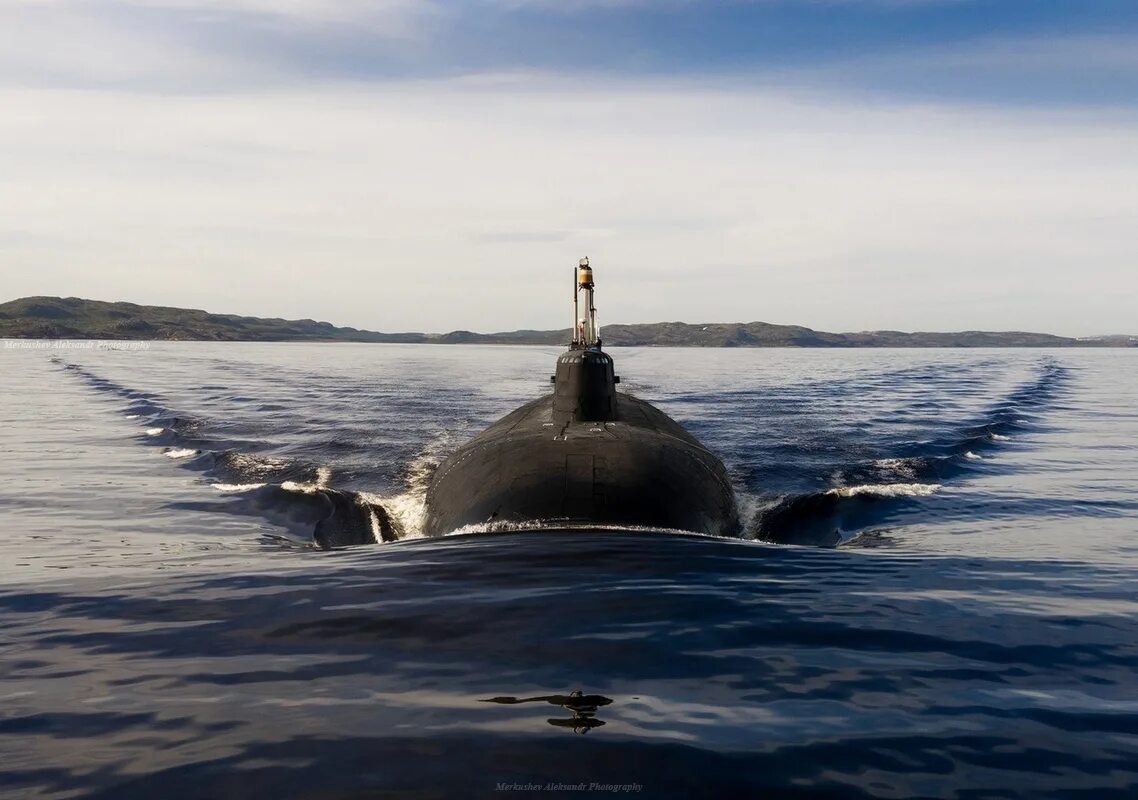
423;258;739;538
481;690;614;734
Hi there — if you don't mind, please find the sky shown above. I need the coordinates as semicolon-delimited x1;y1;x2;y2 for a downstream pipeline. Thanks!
2;0;1137;335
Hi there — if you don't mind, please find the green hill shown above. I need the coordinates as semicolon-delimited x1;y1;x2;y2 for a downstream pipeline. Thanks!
0;296;425;343
0;296;1132;347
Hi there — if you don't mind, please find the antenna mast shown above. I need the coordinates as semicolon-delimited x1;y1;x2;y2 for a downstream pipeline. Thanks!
572;257;601;350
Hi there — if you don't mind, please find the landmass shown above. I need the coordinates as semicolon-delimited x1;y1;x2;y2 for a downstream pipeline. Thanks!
1;296;1134;347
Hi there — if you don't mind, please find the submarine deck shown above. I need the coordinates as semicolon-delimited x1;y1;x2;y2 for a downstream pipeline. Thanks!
480;392;707;446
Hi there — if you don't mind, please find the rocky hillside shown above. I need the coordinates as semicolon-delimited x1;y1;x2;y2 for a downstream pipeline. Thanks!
0;297;425;342
1;296;1131;347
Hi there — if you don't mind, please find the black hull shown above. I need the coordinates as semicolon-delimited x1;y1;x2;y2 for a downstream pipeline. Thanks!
423;393;740;537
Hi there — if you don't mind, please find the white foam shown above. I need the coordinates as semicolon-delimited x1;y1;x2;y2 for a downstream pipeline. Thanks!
282;465;333;495
366;491;426;539
990;433;1010;441
828;483;941;498
164;447;199;459
441;519;716;538
145;427;164;436
367;432;457;539
734;492;780;533
125;414;141;419
873;458;919;479
224;452;291;476
964;451;983;460
367;507;383;542
406;432;453;494
210;482;267;493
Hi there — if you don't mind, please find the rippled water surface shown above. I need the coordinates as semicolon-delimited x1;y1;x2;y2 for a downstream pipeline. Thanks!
2;343;1136;799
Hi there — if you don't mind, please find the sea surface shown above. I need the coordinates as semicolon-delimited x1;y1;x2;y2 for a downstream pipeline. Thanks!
1;342;1136;799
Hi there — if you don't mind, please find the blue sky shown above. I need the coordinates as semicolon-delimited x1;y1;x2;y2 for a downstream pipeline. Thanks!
2;0;1137;334
11;0;1138;101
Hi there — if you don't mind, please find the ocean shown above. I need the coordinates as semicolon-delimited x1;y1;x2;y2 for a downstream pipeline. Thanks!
2;342;1136;798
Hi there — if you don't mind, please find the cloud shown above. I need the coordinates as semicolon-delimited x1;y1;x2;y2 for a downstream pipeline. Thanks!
1;1;1135;335
3;0;1137;106
773;33;1138;106
4;0;434;24
2;76;1135;335
0;0;442;90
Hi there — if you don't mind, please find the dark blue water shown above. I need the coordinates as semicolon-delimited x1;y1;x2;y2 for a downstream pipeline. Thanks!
2;343;1137;798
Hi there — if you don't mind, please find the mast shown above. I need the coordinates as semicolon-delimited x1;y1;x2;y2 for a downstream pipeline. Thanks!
573;257;601;350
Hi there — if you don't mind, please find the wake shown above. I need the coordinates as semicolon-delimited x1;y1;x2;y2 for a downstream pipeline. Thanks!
52;356;1070;550
744;359;1070;546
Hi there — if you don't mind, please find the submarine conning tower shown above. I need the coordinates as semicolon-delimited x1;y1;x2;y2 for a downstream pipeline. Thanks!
551;257;620;426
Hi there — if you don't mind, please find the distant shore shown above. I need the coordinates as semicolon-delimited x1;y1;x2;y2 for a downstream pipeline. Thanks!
2;296;1134;348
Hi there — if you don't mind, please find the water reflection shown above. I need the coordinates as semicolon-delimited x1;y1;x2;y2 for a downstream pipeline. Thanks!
481;690;614;734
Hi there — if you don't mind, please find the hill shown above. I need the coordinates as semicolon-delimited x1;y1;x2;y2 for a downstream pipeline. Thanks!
0;296;425;343
428;322;1109;348
1;296;1132;347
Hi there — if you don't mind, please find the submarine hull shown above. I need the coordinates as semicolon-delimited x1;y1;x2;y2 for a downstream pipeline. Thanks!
423;392;740;537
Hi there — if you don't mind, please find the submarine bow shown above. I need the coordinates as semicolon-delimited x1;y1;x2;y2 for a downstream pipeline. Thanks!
422;258;740;539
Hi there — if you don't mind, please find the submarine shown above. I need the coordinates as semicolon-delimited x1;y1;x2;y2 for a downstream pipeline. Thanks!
421;258;740;538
